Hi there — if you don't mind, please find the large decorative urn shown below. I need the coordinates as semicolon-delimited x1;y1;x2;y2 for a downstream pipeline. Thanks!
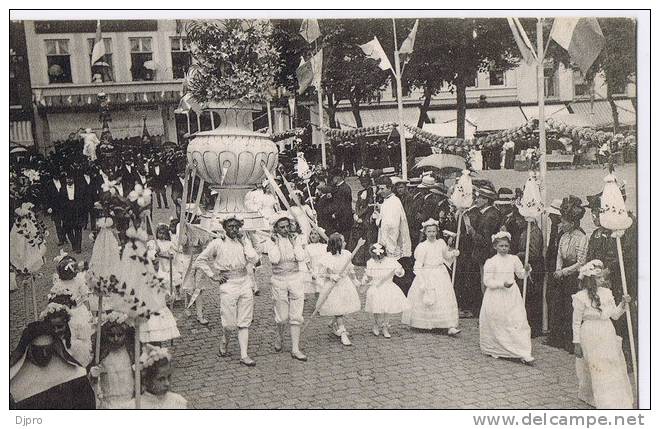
186;101;278;230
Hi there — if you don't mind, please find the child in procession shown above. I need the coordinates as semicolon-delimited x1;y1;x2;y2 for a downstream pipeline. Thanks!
573;260;633;409
40;301;91;367
303;228;328;295
89;311;135;409
480;231;534;365
362;243;409;338
402;219;461;335
120;345;187;409
316;233;362;346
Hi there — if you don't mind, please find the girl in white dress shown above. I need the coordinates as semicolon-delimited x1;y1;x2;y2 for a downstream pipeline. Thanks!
363;243;409;338
49;253;94;348
402;219;461;335
148;224;181;287
303;229;328;295
317;233;362;346
573;260;633;409
89;311;135;409
480;231;534;364
40;302;91;367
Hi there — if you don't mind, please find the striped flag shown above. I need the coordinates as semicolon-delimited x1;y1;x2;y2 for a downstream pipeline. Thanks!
359;37;393;72
550;17;605;73
300;19;321;44
507;17;537;65
90;20;106;66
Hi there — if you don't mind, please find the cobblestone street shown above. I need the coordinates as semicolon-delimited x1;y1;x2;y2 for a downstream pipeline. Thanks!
10;165;637;409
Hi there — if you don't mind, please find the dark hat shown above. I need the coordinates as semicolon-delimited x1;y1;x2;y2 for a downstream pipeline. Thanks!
585;193;602;211
495;187;516;205
560;195;586;222
474;186;497;201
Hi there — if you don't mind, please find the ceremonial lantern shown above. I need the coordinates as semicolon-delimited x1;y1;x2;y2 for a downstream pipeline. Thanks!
516;172;544;220
450;170;474;210
186;101;279;230
599;174;632;235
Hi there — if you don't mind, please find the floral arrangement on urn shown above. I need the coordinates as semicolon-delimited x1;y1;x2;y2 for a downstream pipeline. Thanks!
184;20;281;224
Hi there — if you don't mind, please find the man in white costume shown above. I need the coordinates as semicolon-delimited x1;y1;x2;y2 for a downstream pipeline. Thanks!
81;128;100;161
194;215;260;367
374;176;412;260
266;213;308;362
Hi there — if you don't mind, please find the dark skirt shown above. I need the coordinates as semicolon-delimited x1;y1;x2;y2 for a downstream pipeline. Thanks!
547;271;580;351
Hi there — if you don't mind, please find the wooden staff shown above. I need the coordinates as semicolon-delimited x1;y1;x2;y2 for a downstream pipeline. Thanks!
450;211;464;287
305;181;315;212
134;323;141;409
95;295;103;365
168;256;174;311
616;236;637;387
522;220;532;302
302;238;366;333
30;275;38;321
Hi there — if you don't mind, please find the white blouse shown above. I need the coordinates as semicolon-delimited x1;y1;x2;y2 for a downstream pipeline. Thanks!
483;254;527;289
572;287;625;343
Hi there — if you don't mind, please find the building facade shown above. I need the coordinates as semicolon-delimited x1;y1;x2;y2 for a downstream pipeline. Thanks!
10;21;36;147
23;19;192;153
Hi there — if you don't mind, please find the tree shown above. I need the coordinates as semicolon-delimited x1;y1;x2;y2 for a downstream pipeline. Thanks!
591;18;636;132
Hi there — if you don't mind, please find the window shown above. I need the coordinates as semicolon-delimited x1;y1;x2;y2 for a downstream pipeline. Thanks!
391;80;410;98
170;37;191;79
489;69;505;86
573;70;590;97
87;38;114;82
45;39;72;83
609;79;626;95
130;37;154;81
544;64;557;97
467;70;479;88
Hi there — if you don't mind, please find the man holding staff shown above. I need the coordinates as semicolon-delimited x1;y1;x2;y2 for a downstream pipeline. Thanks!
266;213;308;362
194;215;260;367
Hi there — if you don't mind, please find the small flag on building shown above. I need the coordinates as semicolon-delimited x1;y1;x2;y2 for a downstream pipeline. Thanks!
300;19;321;44
359;37;393;72
296;57;314;94
91;20;106;66
507;17;537;65
549;17;605;73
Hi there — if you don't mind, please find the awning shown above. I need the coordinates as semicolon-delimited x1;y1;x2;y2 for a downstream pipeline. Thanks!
10;121;34;147
569;99;636;128
422;120;477;139
519;103;570;120
335;107;420;129
466;106;528;132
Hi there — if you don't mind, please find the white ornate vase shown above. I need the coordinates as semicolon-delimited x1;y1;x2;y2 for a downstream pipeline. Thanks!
186;101;278;229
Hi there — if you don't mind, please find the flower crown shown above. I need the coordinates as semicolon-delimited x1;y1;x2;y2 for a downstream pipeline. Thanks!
39;302;71;320
370;243;385;256
138;344;171;370
102;311;131;326
578;260;604;280
491;231;512;243
421;218;440;228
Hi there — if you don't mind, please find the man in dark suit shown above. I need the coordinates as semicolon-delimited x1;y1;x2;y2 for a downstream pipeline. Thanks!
170;169;186;219
120;155;138;192
148;155;169;209
44;168;66;246
466;186;503;294
59;173;86;253
80;164;102;232
328;169;354;241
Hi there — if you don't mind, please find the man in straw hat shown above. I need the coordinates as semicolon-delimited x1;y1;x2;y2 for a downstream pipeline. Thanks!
194;214;260;367
266;212;308;361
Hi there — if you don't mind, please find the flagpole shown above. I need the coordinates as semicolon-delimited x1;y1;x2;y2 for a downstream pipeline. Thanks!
318;86;327;168
266;99;273;132
392;19;408;180
536;18;549;332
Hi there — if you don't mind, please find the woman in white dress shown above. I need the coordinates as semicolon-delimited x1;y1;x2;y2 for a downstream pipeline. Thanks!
573;260;633;409
363;243;409;338
480;231;534;364
402;219;461;335
317;233;362;346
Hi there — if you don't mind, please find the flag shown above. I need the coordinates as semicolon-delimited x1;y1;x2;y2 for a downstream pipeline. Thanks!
507;17;537;65
359;37;393;72
310;49;323;91
399;19;419;55
90;20;106;66
300;19;321;44
296;57;314;94
550;17;605;73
